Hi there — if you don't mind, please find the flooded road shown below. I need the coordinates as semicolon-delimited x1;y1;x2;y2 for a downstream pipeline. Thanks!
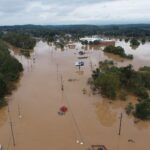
0;41;150;150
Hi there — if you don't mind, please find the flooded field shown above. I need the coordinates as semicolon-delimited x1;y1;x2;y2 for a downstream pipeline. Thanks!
0;40;150;150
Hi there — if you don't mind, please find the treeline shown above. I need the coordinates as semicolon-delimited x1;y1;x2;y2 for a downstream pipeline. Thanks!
0;24;150;42
90;60;150;120
104;46;133;59
2;32;36;49
0;40;23;107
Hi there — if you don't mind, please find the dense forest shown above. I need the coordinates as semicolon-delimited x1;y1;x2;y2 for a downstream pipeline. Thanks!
0;40;23;107
90;60;150;120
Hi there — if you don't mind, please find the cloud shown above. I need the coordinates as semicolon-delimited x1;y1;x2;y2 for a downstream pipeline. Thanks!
0;0;150;25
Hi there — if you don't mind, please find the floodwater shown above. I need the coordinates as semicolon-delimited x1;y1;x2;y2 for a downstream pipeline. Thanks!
0;40;150;150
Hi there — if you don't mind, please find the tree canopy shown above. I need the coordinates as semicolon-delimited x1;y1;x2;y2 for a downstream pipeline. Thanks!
90;60;150;120
0;40;23;107
104;45;133;59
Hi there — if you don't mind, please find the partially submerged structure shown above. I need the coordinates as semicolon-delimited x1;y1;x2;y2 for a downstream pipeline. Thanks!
80;37;115;46
91;145;107;150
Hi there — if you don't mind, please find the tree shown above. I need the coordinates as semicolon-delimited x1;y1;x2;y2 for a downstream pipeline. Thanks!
104;45;133;59
2;32;36;50
141;38;146;44
135;100;150;120
130;38;140;47
0;40;23;107
125;38;129;43
0;75;7;98
94;72;120;99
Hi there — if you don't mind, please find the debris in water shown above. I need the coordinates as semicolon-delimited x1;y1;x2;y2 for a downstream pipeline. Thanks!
80;142;84;145
0;144;2;150
68;78;78;82
91;145;107;150
128;139;135;143
76;140;80;144
58;111;65;116
82;88;87;94
19;115;22;119
134;118;140;124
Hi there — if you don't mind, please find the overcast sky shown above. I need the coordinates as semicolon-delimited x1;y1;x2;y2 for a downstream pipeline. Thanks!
0;0;150;25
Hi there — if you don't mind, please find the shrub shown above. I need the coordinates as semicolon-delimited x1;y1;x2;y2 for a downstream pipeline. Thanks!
135;100;150;120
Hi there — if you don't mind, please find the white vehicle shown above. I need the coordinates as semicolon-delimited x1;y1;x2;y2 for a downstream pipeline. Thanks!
0;144;2;150
75;61;84;66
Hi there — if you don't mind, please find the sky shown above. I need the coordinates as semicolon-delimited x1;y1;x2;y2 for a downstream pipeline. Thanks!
0;0;150;25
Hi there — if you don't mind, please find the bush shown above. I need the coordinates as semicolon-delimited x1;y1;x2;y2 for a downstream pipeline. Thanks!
135;87;149;99
119;90;127;100
125;103;134;115
135;100;150;120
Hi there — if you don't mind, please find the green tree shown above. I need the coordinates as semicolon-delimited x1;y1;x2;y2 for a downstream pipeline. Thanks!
0;40;23;107
94;72;120;99
135;100;150;120
0;75;7;98
130;38;140;46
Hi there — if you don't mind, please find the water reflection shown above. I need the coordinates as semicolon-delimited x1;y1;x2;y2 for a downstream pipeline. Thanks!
104;52;125;62
75;71;84;75
130;45;139;50
0;107;7;127
134;120;150;130
95;101;117;127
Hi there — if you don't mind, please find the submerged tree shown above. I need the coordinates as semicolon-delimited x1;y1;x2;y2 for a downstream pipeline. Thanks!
130;38;140;47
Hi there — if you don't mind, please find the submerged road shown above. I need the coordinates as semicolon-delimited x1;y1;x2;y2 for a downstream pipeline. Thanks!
0;41;150;150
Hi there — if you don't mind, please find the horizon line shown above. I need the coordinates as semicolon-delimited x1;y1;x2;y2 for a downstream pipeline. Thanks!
1;23;150;27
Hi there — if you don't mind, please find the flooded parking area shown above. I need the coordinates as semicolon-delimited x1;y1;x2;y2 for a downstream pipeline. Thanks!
0;40;150;150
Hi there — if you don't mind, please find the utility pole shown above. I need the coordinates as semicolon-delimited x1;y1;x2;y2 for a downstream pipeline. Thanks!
18;104;22;119
61;75;64;91
78;65;81;71
90;61;93;71
57;64;58;80
10;120;16;147
118;113;123;136
7;103;16;147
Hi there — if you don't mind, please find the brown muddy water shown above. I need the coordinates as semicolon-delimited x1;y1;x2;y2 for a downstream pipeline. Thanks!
0;40;150;150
